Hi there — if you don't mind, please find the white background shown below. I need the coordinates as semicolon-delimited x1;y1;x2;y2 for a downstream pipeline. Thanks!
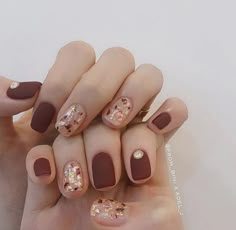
0;0;235;229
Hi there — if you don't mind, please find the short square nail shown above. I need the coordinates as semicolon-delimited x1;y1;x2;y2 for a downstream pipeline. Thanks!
55;104;86;136
34;158;51;177
131;150;151;180
7;81;42;99
92;153;116;189
31;102;56;133
63;161;83;192
152;112;171;130
104;97;132;126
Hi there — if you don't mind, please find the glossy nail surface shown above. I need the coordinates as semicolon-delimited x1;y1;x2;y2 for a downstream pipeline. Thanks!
55;104;86;136
104;97;132;126
91;199;129;225
7;81;42;99
130;150;151;180
92;153;115;189
34;158;51;177
152;112;171;130
31;102;56;133
63;161;83;192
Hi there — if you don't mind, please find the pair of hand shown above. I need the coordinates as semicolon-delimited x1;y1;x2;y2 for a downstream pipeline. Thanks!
0;41;188;230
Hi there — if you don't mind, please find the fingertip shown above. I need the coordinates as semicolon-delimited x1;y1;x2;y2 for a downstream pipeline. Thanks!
26;145;56;185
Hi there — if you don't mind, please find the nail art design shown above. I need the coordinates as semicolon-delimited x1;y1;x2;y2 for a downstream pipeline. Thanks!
131;150;151;180
10;82;20;89
91;199;128;223
104;97;132;126
63;161;83;192
55;104;86;136
7;81;42;99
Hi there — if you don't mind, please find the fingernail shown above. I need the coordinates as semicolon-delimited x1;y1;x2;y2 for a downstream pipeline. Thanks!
92;153;115;189
31;102;56;133
63;161;83;192
104;97;132;126
7;81;42;99
91;199;129;226
131;150;151;181
55;104;86;136
34;158;51;177
152;112;171;130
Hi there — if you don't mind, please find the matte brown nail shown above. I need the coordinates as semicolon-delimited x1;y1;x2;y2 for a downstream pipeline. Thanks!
31;102;56;133
34;158;51;177
7;81;42;99
152;112;171;130
92;153;115;189
131;150;151;180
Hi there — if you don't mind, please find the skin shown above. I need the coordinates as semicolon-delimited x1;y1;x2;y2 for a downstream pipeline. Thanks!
0;42;188;229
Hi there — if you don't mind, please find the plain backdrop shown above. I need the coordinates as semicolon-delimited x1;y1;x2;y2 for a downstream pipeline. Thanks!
0;0;235;229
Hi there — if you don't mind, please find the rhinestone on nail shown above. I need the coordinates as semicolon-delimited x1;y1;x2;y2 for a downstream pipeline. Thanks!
133;150;144;159
10;82;20;89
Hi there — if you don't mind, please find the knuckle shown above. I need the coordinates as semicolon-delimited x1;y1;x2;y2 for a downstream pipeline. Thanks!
58;41;95;60
137;64;164;91
104;47;135;66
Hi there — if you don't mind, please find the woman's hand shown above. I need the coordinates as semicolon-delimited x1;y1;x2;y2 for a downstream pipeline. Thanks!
21;96;187;230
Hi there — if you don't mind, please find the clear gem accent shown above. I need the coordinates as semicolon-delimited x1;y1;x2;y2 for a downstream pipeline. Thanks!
10;82;20;89
133;150;144;159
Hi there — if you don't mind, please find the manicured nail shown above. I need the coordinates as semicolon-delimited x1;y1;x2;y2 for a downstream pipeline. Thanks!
31;102;56;133
91;199;129;226
55;104;86;136
131;150;151;181
7;81;42;99
34;158;51;177
92;153;115;189
104;97;132;126
63;161;83;192
152;112;171;130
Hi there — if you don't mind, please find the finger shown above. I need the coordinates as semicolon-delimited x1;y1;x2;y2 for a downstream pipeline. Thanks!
31;41;95;133
52;134;89;199
102;64;163;128
0;75;41;133
83;120;121;190
147;97;188;136
90;198;183;229
55;47;135;137
122;123;160;184
24;145;60;212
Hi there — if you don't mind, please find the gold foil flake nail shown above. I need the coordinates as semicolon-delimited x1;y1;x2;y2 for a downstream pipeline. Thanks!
91;199;128;221
63;161;83;192
55;103;86;136
133;150;144;159
105;97;132;126
10;82;20;89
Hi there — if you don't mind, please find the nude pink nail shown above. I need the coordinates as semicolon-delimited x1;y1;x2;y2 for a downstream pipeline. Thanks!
55;104;86;136
90;199;129;226
104;97;132;126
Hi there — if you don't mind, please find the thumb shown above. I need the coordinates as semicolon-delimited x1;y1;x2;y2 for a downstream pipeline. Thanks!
0;75;42;132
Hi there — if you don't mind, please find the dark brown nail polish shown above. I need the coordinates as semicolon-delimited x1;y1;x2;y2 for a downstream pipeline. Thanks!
152;112;171;130
92;152;116;189
31;102;56;133
34;158;51;177
131;150;151;180
7;81;42;99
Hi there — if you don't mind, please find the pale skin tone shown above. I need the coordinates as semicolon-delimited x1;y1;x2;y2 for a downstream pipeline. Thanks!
0;41;188;230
